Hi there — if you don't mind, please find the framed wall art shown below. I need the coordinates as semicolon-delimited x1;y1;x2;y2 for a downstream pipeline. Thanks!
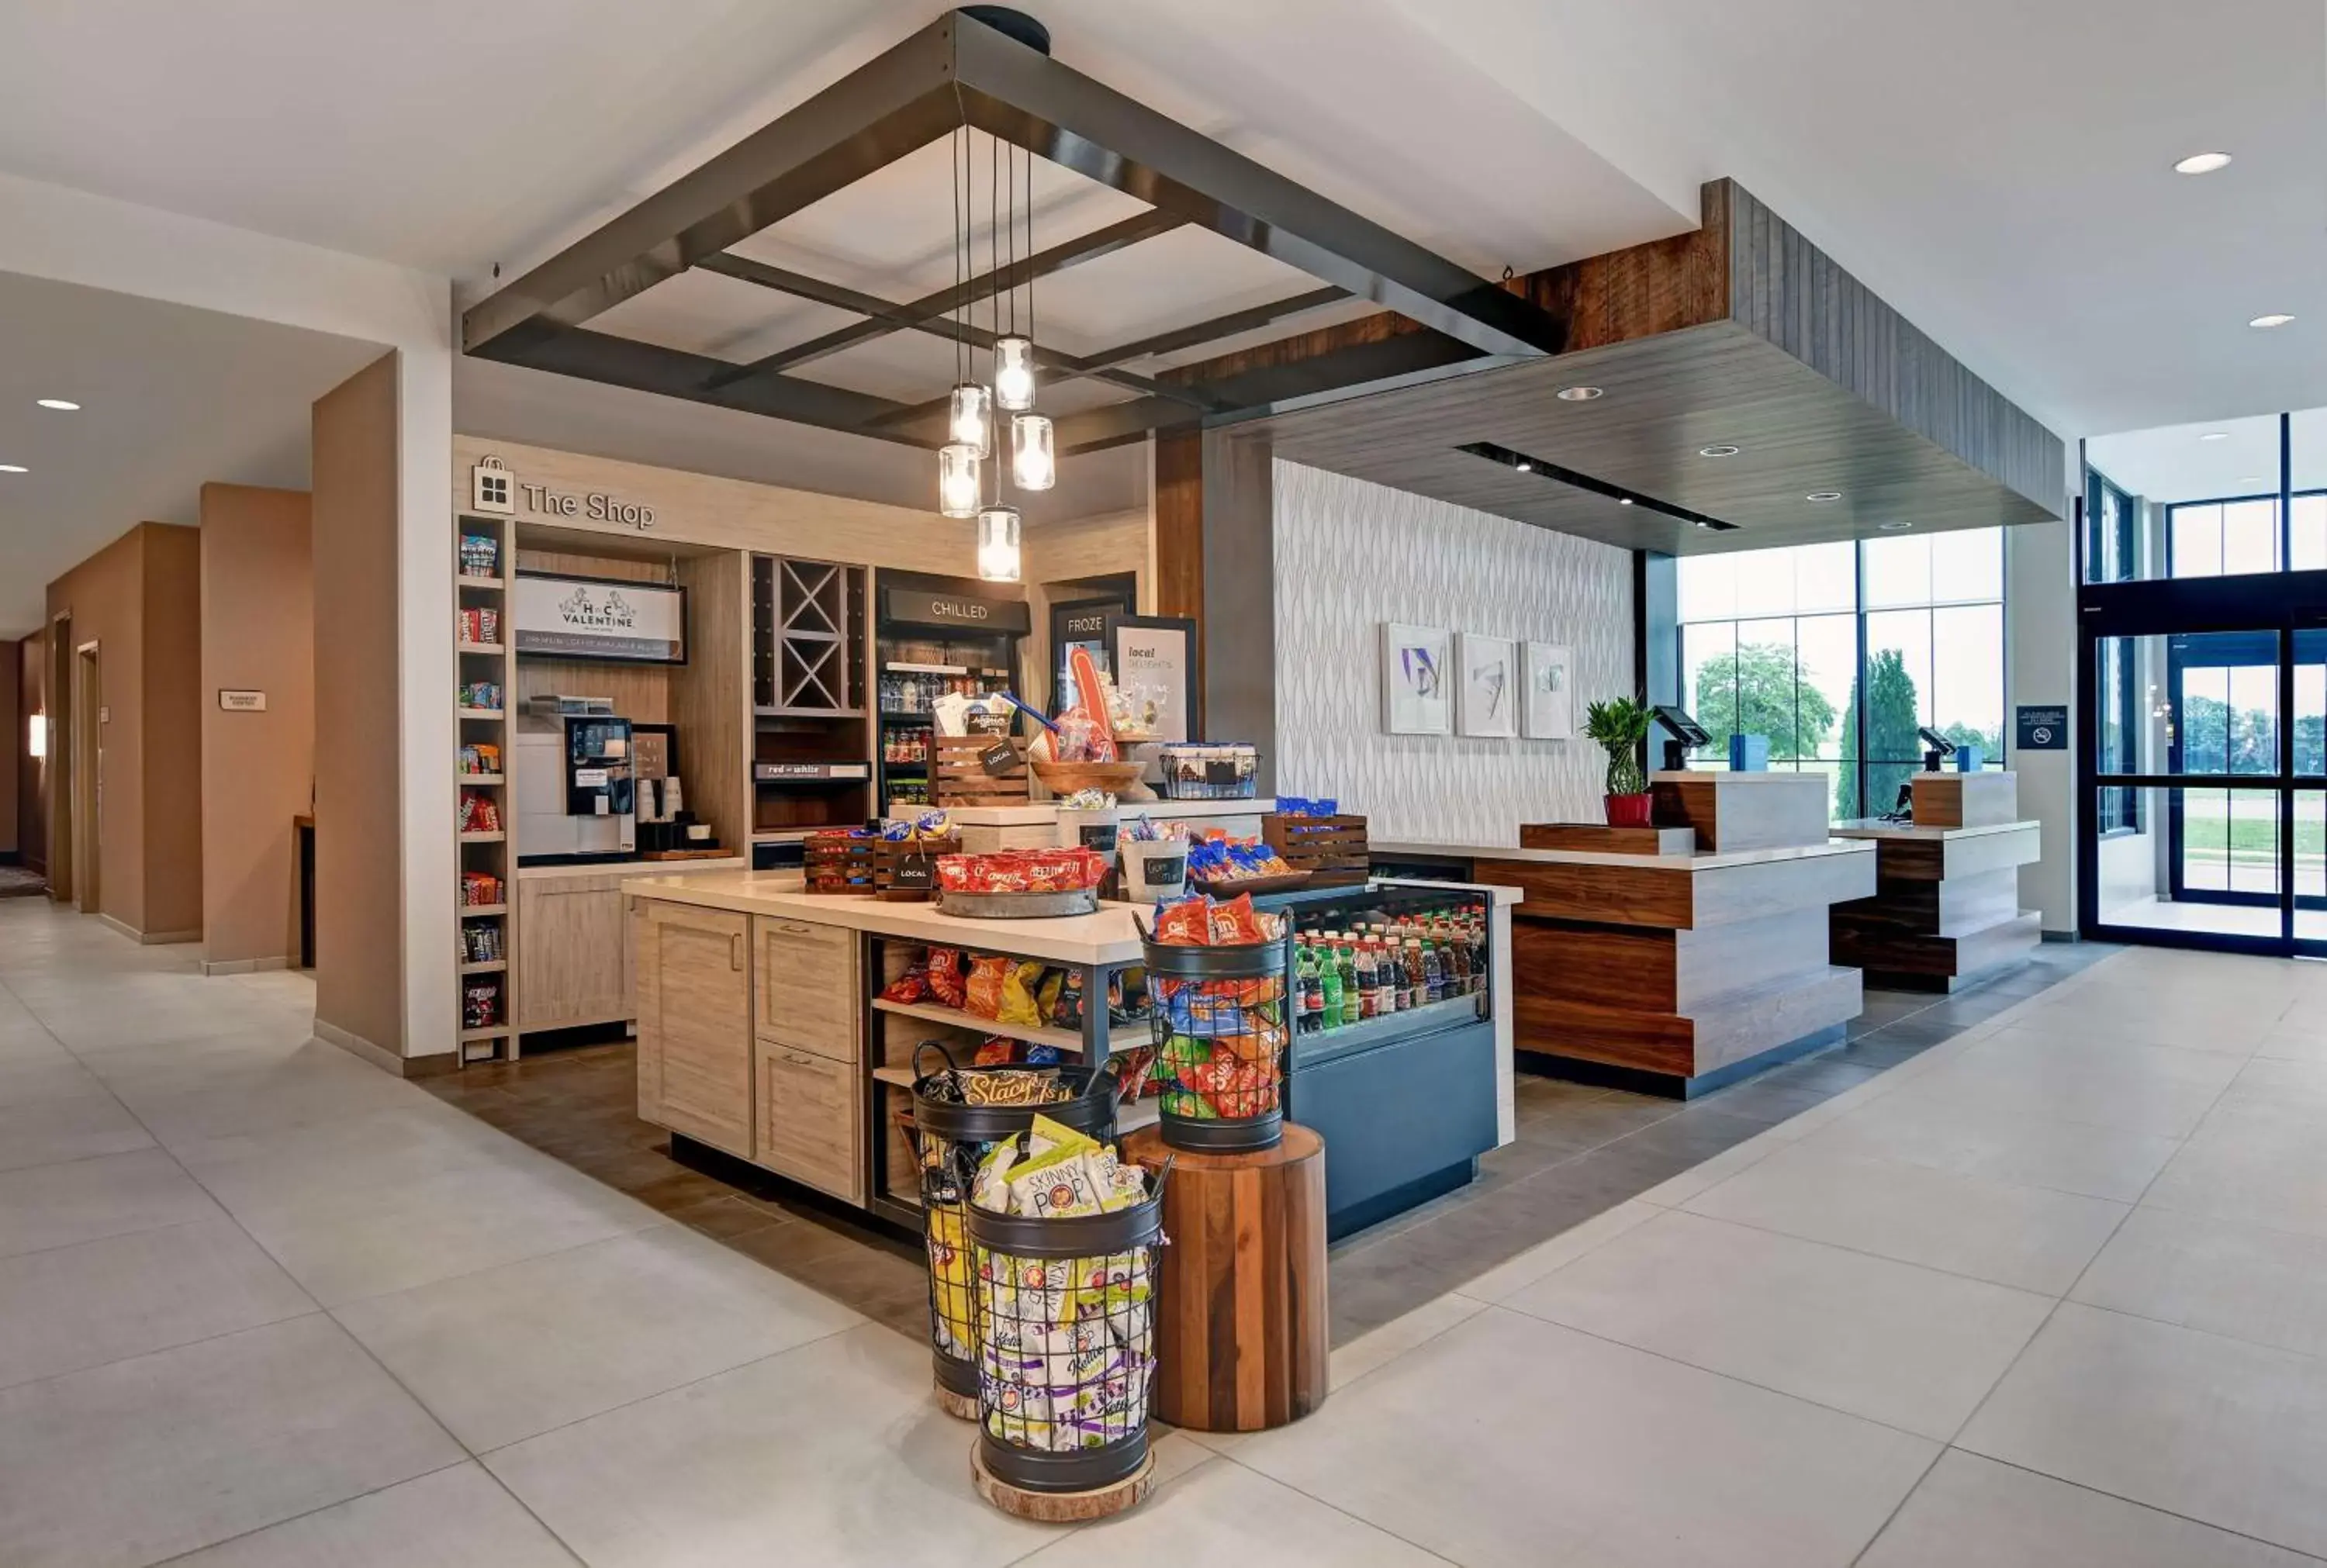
1457;633;1518;738
1380;622;1451;735
1523;641;1574;739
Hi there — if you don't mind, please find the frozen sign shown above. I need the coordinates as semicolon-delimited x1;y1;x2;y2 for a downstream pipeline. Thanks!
513;575;686;665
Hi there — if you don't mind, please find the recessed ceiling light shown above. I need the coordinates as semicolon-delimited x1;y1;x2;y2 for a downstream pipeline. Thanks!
2251;313;2296;329
2200;431;2230;441
1617;497;1634;506
1514;460;1532;472
1698;444;1741;458
34;398;79;411
1693;520;1717;530
0;464;25;474
2173;151;2233;175
1879;520;1913;531
1807;491;1843;503
2242;474;2268;484
1554;385;1604;402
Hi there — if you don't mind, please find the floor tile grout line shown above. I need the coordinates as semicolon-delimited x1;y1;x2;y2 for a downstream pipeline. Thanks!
139;1457;488;1568
1931;1448;2327;1563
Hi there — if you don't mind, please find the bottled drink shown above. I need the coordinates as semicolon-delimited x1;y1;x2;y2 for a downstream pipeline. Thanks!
1365;941;1392;1017
1353;941;1379;1019
1336;941;1361;1027
1418;934;1442;1003
1316;938;1343;1030
1404;938;1427;1009
1295;941;1323;1034
1383;938;1408;1011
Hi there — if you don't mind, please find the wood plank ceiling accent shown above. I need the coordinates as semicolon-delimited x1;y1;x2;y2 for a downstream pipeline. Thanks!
1213;180;2066;554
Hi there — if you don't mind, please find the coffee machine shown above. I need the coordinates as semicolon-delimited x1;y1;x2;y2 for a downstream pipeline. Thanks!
515;696;636;863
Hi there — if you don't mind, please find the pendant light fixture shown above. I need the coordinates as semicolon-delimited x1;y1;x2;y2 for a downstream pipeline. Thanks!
993;337;1037;412
947;382;993;457
1011;411;1055;491
939;444;982;518
977;503;1022;582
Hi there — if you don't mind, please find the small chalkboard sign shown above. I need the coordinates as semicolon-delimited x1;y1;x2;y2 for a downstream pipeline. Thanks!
979;740;1018;776
887;855;935;891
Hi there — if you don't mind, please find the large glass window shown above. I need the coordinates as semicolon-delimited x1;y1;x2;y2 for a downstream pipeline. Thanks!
1675;529;2007;821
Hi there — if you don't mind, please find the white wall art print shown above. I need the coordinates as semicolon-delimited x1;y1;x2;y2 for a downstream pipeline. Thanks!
1380;622;1451;734
1457;633;1518;738
1523;641;1575;739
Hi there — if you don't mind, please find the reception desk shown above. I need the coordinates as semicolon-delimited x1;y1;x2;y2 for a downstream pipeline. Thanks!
1374;772;1876;1097
1830;772;2041;991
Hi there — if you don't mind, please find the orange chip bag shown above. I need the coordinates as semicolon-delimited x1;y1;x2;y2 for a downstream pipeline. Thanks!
1153;896;1212;946
1209;893;1266;945
965;954;1011;1019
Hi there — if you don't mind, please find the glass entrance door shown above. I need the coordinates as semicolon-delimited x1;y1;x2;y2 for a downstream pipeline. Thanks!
2085;620;2327;953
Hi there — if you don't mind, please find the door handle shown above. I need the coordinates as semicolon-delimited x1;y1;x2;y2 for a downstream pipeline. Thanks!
777;921;814;936
730;932;742;972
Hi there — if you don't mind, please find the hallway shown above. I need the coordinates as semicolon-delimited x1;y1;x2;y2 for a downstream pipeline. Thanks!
4;896;2327;1565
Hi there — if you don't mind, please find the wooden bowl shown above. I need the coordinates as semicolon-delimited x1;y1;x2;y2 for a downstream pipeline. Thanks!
1030;759;1146;797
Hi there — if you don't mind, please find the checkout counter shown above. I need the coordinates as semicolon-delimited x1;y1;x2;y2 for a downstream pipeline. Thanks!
1831;772;2042;991
1376;770;1876;1098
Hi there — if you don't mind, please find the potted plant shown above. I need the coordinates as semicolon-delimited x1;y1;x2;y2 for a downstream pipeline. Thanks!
1584;696;1654;827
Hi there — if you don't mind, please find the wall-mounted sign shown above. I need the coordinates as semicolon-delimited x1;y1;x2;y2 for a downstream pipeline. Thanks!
517;482;655;530
513;572;687;665
1108;614;1198;744
217;689;268;713
2016;704;2068;751
470;457;516;515
882;587;1030;633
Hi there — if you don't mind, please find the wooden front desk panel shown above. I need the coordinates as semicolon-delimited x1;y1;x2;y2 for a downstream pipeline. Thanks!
1473;841;1874;1092
1831;819;2041;989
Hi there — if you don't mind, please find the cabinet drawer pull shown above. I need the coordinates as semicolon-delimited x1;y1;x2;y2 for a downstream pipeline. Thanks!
730;932;743;972
776;921;818;936
786;1052;814;1066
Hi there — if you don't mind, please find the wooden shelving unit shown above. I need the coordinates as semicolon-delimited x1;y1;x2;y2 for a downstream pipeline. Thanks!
750;555;870;837
456;515;516;1064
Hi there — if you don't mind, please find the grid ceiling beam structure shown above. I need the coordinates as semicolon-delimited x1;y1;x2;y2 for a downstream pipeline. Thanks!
461;8;1567;454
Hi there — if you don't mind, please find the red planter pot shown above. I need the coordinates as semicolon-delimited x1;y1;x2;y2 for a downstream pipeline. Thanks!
1604;792;1654;827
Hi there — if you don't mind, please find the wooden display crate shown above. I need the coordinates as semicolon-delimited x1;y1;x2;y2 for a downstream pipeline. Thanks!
803;833;878;894
935;734;1031;807
874;831;959;902
1262;813;1370;886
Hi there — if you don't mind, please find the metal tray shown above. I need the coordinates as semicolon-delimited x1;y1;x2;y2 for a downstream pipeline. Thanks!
934;886;1101;919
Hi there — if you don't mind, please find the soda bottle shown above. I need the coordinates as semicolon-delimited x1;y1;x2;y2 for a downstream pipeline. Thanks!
1382;938;1408;1011
1316;938;1343;1031
1443;919;1472;993
1422;933;1446;1003
1336;940;1361;1027
1295;940;1323;1034
1353;941;1378;1019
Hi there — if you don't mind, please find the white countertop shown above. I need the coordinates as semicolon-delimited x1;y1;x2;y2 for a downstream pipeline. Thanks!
1371;838;1876;872
1830;817;2041;842
518;855;745;881
622;872;1152;964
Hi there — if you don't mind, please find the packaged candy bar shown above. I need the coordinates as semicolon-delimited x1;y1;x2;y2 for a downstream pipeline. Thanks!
926;948;968;1009
965;954;1011;1019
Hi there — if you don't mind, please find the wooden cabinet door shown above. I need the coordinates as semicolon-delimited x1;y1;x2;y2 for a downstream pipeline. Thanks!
634;903;752;1157
517;874;633;1029
756;1041;864;1204
754;916;860;1061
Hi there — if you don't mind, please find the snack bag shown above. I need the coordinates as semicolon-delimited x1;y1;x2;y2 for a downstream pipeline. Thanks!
972;1037;1018;1067
1037;968;1066;1022
959;1066;1059;1106
1210;893;1266;945
1050;969;1087;1027
1153;895;1213;946
966;954;1011;1019
998;960;1047;1026
878;961;930;1004
928;948;969;1009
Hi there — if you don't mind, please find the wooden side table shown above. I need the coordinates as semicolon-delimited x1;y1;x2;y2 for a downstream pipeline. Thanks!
1122;1121;1329;1432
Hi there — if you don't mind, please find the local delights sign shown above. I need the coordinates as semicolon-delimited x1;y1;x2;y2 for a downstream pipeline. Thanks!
513;574;686;664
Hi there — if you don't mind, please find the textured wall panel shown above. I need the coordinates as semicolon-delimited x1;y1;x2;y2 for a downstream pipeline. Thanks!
1273;460;1634;846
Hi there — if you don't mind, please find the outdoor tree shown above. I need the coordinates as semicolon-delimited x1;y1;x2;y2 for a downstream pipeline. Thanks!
1691;642;1838;763
1837;648;1924;817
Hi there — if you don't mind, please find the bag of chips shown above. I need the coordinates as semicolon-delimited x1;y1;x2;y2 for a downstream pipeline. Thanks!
927;948;968;1009
966;954;1011;1019
998;960;1047;1027
879;961;931;1004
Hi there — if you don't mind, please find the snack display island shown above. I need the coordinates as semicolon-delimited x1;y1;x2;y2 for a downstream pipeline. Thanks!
621;871;1517;1240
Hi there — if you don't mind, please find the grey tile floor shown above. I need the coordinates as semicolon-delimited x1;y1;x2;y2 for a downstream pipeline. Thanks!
5;896;2327;1565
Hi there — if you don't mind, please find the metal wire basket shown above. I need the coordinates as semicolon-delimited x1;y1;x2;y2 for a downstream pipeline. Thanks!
966;1165;1170;1494
1142;933;1293;1152
909;1044;1119;1414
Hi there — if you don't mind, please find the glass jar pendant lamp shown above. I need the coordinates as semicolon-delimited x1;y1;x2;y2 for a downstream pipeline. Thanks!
977;504;1022;582
1010;413;1055;491
993;335;1037;411
939;444;982;519
948;382;993;457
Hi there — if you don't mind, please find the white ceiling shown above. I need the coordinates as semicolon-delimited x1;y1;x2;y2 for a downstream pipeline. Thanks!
0;271;385;639
2090;406;2327;502
0;0;2320;574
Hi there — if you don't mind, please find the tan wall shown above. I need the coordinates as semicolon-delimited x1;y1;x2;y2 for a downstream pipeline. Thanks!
199;484;314;966
0;637;16;856
141;524;204;938
1022;508;1153;711
16;631;43;870
313;353;406;1052
45;523;206;935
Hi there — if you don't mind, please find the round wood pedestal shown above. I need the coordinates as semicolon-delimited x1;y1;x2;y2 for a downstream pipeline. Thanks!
970;1444;1153;1522
934;1383;978;1421
1122;1121;1329;1432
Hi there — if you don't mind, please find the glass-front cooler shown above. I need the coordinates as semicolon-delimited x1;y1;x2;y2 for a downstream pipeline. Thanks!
1253;882;1499;1238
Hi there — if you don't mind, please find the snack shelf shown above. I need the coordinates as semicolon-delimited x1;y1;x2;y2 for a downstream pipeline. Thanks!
870;1063;917;1089
871;998;1084;1052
